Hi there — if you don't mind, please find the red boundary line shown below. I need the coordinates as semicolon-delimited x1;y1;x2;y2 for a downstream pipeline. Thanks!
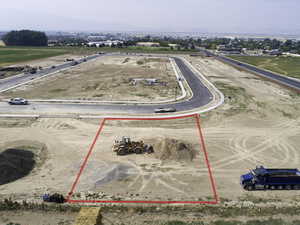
67;114;218;204
66;119;106;201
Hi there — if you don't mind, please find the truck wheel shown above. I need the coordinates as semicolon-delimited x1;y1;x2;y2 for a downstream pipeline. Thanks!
286;185;292;190
294;185;300;190
278;185;283;190
270;185;276;190
245;185;254;191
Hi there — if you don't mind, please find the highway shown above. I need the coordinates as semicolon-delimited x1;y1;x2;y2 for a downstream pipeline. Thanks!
0;55;215;115
198;48;300;92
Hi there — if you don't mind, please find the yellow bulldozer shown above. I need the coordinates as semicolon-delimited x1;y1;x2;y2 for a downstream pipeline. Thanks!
112;136;154;156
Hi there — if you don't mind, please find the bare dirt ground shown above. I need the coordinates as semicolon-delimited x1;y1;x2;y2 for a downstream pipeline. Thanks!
186;55;300;202
3;55;180;102
0;210;76;225
0;117;212;203
1;56;300;224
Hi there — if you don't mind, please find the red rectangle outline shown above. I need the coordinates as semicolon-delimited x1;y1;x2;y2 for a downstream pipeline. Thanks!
66;114;219;204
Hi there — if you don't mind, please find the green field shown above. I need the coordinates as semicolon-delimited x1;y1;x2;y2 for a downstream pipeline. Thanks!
0;47;69;67
228;55;300;79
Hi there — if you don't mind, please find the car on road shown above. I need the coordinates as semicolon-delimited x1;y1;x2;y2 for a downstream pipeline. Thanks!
71;61;79;66
8;98;28;105
154;107;176;113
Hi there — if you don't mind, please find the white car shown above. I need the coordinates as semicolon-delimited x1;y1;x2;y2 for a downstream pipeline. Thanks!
8;98;28;105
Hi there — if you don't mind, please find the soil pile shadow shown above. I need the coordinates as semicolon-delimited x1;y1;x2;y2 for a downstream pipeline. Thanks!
0;148;36;185
153;138;196;162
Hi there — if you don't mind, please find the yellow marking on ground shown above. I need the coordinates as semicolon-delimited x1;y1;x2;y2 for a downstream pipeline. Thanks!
75;207;103;225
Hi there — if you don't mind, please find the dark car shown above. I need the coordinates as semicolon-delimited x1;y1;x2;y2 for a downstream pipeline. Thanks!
154;107;176;113
8;98;28;105
71;61;79;66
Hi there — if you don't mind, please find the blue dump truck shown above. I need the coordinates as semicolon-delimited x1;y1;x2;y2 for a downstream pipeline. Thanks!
240;166;300;191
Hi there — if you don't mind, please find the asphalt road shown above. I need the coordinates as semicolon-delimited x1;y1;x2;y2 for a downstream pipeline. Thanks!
197;48;300;91
0;55;213;115
0;54;101;92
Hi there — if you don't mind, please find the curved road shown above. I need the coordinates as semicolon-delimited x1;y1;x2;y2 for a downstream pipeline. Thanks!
198;48;300;92
0;55;214;115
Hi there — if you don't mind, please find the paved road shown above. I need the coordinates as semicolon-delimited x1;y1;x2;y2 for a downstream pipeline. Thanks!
0;54;101;92
0;56;214;115
197;48;300;91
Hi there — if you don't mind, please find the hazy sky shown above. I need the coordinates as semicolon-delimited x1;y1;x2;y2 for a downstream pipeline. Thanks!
1;0;300;34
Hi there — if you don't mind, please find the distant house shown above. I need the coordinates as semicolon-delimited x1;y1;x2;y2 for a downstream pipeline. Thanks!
136;42;160;47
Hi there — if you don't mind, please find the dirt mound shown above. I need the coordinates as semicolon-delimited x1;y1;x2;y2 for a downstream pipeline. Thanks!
153;138;195;162
0;141;47;185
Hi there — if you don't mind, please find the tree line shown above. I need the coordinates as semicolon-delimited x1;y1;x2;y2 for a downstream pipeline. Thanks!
3;30;48;46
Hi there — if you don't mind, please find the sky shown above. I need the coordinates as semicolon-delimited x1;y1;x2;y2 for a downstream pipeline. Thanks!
1;0;300;34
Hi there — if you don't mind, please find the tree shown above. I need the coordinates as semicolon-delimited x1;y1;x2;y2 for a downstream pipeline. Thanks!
3;30;48;46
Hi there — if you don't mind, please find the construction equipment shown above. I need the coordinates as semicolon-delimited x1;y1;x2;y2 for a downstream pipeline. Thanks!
42;193;65;203
240;166;300;191
112;136;154;156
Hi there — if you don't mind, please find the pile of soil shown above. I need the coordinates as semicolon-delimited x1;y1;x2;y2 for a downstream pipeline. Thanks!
153;138;195;162
0;149;35;185
0;141;47;185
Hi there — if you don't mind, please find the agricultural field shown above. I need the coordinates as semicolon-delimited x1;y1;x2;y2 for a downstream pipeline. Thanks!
2;55;181;102
228;55;300;79
0;47;69;67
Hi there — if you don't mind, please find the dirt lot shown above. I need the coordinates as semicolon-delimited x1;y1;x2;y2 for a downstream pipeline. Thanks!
186;55;300;202
3;56;180;102
0;116;212;203
1;55;300;224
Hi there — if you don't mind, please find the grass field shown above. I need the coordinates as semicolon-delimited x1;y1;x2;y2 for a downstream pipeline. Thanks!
228;55;300;79
0;47;68;67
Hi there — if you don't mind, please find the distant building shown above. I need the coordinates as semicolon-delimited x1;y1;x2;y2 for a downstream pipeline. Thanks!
217;45;242;55
87;40;123;47
264;49;282;56
136;42;160;47
87;35;106;41
242;49;264;56
168;43;178;47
